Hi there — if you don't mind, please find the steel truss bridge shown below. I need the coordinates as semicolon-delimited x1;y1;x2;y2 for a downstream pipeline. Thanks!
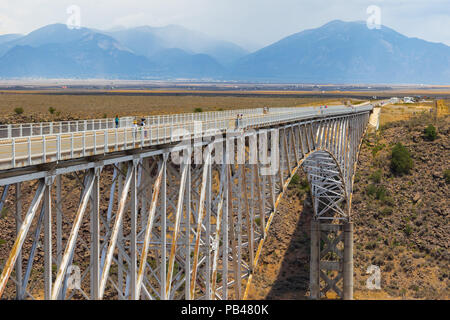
0;104;373;300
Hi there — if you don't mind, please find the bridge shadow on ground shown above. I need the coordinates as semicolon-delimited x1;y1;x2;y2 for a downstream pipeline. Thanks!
264;196;313;300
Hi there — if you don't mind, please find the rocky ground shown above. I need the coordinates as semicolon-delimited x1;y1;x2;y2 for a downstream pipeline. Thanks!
247;113;449;300
352;113;449;299
245;188;312;300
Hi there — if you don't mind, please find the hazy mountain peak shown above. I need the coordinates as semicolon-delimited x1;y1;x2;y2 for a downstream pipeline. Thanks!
6;23;93;49
231;20;450;84
107;24;248;66
0;20;449;83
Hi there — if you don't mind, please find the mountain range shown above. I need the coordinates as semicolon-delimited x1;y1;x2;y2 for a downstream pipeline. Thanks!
0;20;449;84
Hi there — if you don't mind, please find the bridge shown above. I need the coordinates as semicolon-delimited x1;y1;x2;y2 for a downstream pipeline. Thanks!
0;104;374;300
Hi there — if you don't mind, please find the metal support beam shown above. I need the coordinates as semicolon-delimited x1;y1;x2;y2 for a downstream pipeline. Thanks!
130;160;138;300
90;168;101;300
0;179;45;298
15;183;22;300
44;178;53;300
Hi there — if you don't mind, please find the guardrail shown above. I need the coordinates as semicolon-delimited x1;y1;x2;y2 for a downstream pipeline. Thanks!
0;117;135;139
0;105;373;170
140;107;310;127
0;107;295;139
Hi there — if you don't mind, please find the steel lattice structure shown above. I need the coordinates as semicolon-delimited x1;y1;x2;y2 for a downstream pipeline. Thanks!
0;105;373;300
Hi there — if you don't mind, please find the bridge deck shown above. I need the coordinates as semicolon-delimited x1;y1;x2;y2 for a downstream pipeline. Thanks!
0;105;372;171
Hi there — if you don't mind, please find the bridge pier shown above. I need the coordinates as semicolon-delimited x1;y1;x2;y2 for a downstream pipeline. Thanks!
309;220;354;300
343;222;353;300
309;219;320;299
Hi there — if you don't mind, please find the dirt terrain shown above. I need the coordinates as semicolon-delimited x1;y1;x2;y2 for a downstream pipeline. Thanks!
245;185;313;299
352;112;449;299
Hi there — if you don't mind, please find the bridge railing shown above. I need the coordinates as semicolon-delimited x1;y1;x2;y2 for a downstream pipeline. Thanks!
0;107;296;139
143;108;263;126
0;105;373;170
0;106;311;140
0;117;135;139
140;107;309;126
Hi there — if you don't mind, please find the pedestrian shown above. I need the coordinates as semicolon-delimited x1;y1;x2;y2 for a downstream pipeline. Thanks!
238;114;244;129
133;120;138;140
141;118;147;138
115;115;119;128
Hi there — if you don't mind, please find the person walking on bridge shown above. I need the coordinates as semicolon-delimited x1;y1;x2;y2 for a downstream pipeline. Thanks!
132;120;138;140
115;115;119;128
140;118;147;138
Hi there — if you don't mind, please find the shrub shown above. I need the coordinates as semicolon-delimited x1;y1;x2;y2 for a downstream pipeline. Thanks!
366;184;377;197
48;107;56;114
409;284;419;292
404;224;413;236
369;169;382;183
365;241;377;250
372;143;385;157
289;174;300;187
444;169;450;184
391;143;413;175
194;108;203;113
381;207;393;216
367;184;391;203
375;186;387;201
14;107;24;115
299;178;310;192
382;196;395;207
289;174;310;197
0;207;8;219
423;124;437;141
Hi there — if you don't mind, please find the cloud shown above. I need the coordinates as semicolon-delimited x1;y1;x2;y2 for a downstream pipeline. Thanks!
0;13;21;34
0;0;448;49
111;11;189;29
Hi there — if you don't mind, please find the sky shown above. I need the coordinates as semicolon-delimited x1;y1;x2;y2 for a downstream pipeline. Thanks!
0;0;449;51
